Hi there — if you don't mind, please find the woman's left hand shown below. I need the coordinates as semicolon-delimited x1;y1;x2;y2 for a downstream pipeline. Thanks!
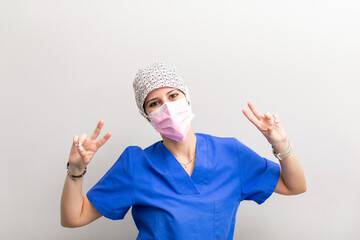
242;101;289;153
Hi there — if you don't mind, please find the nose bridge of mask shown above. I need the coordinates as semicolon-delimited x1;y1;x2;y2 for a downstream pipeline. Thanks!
148;98;188;118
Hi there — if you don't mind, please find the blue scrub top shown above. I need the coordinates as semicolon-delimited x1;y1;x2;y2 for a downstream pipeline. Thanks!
87;133;280;240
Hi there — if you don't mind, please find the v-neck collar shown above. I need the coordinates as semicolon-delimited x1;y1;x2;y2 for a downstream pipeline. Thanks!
159;133;208;195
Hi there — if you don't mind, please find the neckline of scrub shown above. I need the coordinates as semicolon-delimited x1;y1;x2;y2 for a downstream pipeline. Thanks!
159;133;208;195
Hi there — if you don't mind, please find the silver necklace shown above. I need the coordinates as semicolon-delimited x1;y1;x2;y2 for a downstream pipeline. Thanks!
177;155;196;169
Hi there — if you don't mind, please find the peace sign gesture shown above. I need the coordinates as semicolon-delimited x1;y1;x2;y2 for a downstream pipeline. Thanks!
68;120;112;174
242;101;289;152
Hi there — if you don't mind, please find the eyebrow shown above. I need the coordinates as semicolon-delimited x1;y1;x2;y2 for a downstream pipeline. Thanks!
145;89;178;106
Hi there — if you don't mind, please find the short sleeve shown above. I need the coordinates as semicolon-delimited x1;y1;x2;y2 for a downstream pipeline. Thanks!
234;139;280;205
86;146;134;220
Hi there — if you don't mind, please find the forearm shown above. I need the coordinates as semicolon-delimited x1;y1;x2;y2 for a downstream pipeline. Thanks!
60;174;85;227
279;152;306;194
273;141;307;194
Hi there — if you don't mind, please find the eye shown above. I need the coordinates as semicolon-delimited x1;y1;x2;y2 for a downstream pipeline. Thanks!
169;93;178;99
149;101;159;108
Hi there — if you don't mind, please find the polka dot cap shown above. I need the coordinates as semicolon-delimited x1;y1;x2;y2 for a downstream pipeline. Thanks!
133;62;191;119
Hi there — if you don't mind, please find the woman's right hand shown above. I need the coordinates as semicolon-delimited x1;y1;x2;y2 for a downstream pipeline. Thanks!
68;120;112;175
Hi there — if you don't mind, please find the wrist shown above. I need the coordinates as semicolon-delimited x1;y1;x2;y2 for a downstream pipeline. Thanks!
271;139;289;154
272;141;293;161
67;162;86;176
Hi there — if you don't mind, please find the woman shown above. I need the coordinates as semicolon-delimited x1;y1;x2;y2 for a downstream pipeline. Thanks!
61;62;306;239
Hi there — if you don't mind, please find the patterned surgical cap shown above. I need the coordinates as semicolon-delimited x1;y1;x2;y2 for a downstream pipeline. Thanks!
133;62;191;119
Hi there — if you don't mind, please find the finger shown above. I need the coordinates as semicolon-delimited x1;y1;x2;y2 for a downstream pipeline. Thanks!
77;134;87;147
264;112;274;120
90;120;104;140
71;135;80;153
73;135;79;146
263;112;275;125
96;132;112;148
247;101;263;121
75;134;90;161
273;113;280;123
77;144;90;162
79;133;87;141
242;109;262;130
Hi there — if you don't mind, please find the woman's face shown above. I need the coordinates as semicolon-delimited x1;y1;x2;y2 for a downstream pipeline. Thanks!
144;87;186;115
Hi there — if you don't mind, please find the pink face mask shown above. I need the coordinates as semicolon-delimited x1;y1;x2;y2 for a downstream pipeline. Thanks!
148;98;195;142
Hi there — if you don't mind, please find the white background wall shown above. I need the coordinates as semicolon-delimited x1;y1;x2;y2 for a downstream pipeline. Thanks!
1;0;359;239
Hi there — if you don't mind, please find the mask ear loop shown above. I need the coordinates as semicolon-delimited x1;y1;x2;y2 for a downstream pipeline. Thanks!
140;109;151;122
140;109;158;130
184;86;192;109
